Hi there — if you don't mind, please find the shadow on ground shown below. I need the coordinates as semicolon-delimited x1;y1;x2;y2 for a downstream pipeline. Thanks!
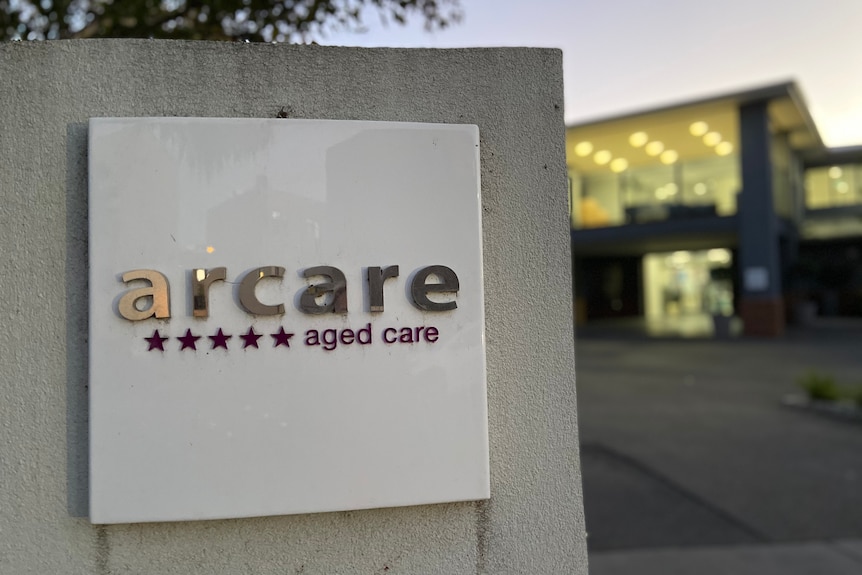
581;443;764;551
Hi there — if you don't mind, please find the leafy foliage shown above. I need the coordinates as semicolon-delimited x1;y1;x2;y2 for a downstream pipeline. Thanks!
797;371;841;402
1;0;462;42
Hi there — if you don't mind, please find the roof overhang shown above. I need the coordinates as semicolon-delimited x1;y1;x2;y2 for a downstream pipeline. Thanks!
571;216;738;257
565;81;824;174
801;145;862;168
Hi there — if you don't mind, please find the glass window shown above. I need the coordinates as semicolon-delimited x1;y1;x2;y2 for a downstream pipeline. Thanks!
572;172;623;228
805;164;862;209
570;156;741;229
621;164;676;224
771;134;794;218
626;164;676;203
643;249;734;319
681;155;740;216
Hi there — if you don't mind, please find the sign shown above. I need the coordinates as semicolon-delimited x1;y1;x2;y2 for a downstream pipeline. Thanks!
88;118;489;523
744;266;769;292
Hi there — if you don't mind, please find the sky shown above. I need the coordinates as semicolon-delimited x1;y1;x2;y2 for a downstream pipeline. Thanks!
320;0;862;148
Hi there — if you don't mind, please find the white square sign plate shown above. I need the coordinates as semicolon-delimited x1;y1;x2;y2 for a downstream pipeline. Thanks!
88;118;489;524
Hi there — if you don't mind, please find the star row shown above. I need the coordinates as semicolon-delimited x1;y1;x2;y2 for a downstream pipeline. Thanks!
145;327;294;352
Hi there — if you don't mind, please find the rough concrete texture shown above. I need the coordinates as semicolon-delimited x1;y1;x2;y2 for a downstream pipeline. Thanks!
0;40;586;574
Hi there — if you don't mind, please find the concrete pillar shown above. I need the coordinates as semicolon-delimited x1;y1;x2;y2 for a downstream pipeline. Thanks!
738;101;785;336
0;40;586;574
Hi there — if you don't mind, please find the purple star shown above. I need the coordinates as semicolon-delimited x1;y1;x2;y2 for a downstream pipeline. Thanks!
271;327;295;348
209;328;232;350
145;329;168;352
178;328;201;351
240;327;262;349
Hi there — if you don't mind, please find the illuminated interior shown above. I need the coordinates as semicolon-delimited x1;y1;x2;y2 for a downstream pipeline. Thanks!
805;163;862;209
568;84;862;333
643;249;734;319
567;94;819;229
568;103;741;228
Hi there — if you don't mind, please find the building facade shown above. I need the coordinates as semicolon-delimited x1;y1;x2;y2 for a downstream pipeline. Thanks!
568;82;862;336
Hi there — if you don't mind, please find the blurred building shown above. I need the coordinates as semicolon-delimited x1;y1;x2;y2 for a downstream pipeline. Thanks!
567;82;862;336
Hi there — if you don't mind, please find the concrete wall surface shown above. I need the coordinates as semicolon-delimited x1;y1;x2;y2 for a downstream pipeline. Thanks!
0;40;586;574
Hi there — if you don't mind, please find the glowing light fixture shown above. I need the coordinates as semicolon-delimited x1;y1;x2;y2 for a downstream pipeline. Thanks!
694;183;707;195
660;150;679;164
837;181;850;193
206;246;215;254
707;248;731;264
715;141;734;156
645;141;664;156
610;158;629;173
629;131;649;147
703;132;722;147
655;184;677;200
671;251;691;265
593;150;612;165
829;166;843;179
574;141;594;157
689;121;709;137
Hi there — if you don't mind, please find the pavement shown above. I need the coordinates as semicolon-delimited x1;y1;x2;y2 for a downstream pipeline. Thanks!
575;318;862;574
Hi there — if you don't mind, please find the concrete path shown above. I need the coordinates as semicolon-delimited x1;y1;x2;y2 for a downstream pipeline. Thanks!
575;318;862;573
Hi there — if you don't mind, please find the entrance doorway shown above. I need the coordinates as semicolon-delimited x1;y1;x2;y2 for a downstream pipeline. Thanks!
642;249;734;335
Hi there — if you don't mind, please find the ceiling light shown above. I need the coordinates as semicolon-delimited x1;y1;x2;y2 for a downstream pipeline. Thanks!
715;141;733;156
829;166;843;179
660;150;679;164
707;249;731;264
703;132;722;147
629;132;649;147
671;251;691;265
645;141;664;156
593;150;612;165
837;181;850;193
574;141;593;157
610;158;629;172
666;182;678;194
689;121;709;137
694;183;707;195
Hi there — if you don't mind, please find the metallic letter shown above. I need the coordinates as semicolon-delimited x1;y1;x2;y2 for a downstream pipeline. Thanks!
192;267;226;318
118;269;171;321
238;266;285;316
367;265;399;312
410;265;459;311
299;266;348;314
